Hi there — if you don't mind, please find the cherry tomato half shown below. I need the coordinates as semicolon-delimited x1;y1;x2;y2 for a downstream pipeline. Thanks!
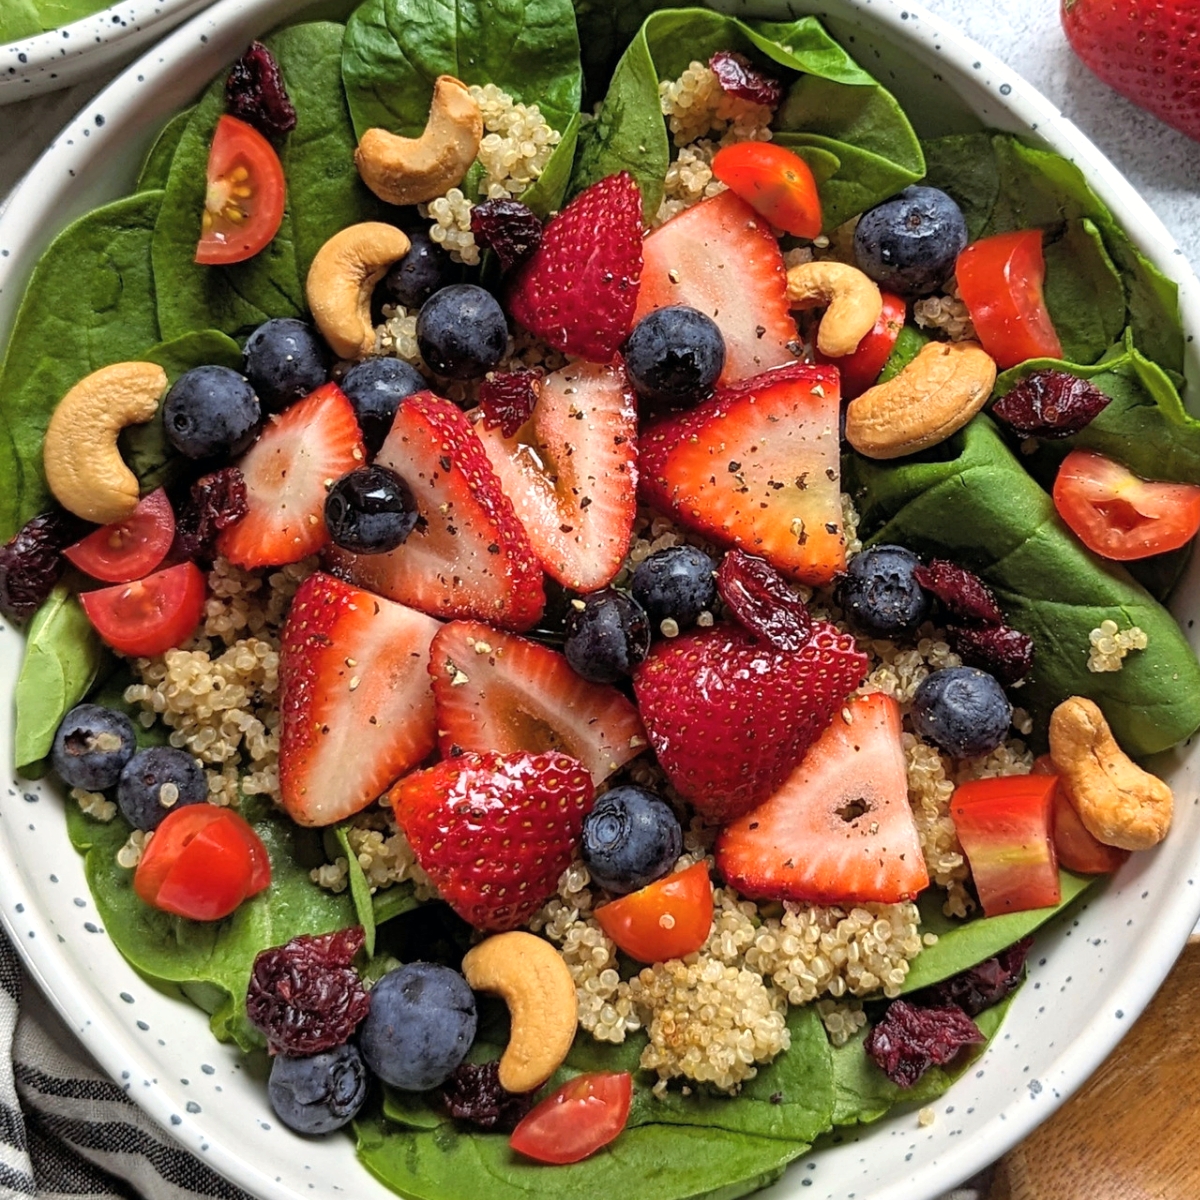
711;141;823;240
1032;755;1129;876
63;488;176;583
594;861;713;964
80;561;206;657
196;115;286;266
510;1072;633;1165
955;229;1063;369
816;291;906;399
1052;449;1200;561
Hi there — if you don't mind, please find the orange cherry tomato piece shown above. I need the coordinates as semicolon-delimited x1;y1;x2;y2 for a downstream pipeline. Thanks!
816;291;906;399
80;561;206;657
64;488;176;583
510;1072;633;1164
594;861;713;963
711;141;823;239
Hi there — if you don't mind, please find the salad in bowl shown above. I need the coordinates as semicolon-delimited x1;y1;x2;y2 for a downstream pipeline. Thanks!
2;0;1199;1197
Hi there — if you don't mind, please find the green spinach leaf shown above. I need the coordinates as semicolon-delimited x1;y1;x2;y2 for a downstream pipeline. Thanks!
136;107;196;193
878;325;929;384
0;0;111;39
520;112;582;217
372;882;422;926
335;825;376;956
1041;219;1126;366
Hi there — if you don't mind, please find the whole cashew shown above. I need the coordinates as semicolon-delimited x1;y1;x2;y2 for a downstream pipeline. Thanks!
1049;696;1173;851
43;361;167;525
306;222;411;360
461;931;578;1093
356;76;483;207
786;260;883;357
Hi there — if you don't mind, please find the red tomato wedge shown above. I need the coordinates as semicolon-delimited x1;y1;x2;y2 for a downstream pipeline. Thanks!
711;141;823;239
64;488;176;583
510;1072;633;1164
594;861;713;964
816;291;906;399
1052;449;1200;561
196;115;286;266
955;230;1063;369
1032;755;1130;876
80;561;206;657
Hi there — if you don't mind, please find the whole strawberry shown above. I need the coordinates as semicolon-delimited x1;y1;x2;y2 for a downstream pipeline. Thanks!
389;751;595;931
1063;0;1200;143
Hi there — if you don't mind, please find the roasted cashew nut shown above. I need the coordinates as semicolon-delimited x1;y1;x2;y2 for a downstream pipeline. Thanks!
844;340;997;459
461;931;578;1093
306;222;411;360
355;76;483;207
786;260;883;357
43;361;167;525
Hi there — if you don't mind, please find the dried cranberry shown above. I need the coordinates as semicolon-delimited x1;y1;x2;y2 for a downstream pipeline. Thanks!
470;199;543;272
914;560;1004;627
172;468;248;563
949;623;1034;686
716;549;812;651
924;937;1033;1017
479;368;543;438
246;927;370;1055
438;1060;536;1131
225;41;296;139
864;999;984;1088
0;509;88;623
708;50;783;109
992;371;1110;440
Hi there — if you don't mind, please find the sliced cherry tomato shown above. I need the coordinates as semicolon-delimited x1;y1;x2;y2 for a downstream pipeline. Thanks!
711;141;823;239
196;115;286;266
63;488;176;583
510;1072;633;1165
593;861;713;964
816;291;906;399
80;561;206;657
955;229;1063;369
1032;755;1130;876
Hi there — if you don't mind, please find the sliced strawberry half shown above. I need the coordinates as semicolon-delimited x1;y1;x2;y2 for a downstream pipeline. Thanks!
640;362;845;586
279;572;440;827
471;360;638;592
326;391;545;632
218;382;365;569
716;692;930;905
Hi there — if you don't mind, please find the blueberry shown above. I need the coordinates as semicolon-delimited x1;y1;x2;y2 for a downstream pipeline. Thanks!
268;1043;368;1135
563;588;651;684
51;704;136;792
163;366;261;460
378;227;456;310
416;285;508;380
911;666;1012;759
325;465;420;554
243;319;329;412
853;186;969;297
340;357;425;457
116;747;208;831
581;786;683;896
624;306;726;412
839;545;930;638
358;963;477;1092
630;545;717;631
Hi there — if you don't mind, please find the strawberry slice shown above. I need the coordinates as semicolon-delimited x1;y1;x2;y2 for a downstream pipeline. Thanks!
716;692;930;905
633;622;868;822
429;619;646;784
279;572;440;827
472;360;638;592
390;750;595;931
640;362;845;586
326;391;545;632
218;382;365;569
634;191;798;385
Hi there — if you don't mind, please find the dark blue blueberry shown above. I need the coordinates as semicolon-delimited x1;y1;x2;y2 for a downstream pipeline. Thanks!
840;545;930;638
416;285;508;380
51;704;136;792
116;747;208;831
163;366;261;460
243;319;329;412
340;357;425;457
853;186;969;297
630;545;717;631
359;963;476;1092
325;465;419;554
581;786;682;896
267;1043;368;1135
911;666;1012;759
563;588;651;684
624;306;726;412
379;227;457;310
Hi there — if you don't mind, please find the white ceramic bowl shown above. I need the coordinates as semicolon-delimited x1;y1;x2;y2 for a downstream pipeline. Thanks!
1;1;1198;1198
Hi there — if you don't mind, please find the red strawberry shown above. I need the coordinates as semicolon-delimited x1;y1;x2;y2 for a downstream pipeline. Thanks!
634;191;798;385
506;172;643;362
632;622;869;822
429;619;646;784
279;572;440;827
325;391;545;632
716;692;929;905
640;362;845;586
472;360;637;591
389;750;595;931
218;382;365;568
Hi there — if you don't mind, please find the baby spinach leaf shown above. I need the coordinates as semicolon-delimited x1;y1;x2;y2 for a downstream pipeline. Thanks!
877;325;929;385
520;111;582;218
335;825;376;956
1041;219;1126;366
372;882;422;926
136;107;196;193
0;0;111;39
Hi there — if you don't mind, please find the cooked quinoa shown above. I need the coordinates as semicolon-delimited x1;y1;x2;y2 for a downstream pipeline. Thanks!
72;787;116;822
1087;619;1148;672
310;802;438;901
914;281;976;342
